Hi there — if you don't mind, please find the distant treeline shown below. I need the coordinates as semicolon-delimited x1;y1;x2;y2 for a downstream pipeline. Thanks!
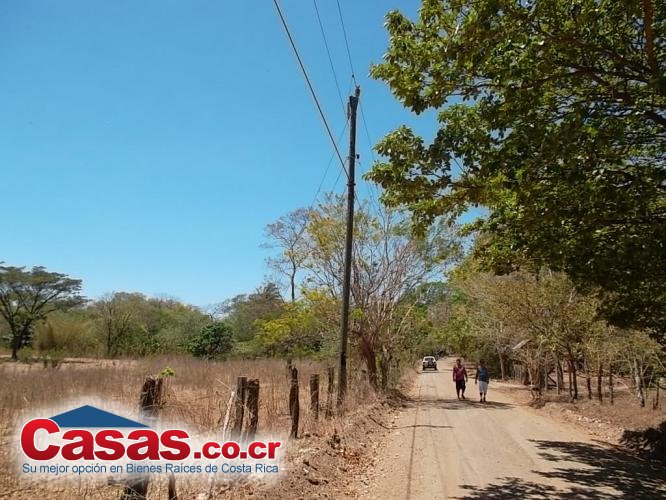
0;278;308;360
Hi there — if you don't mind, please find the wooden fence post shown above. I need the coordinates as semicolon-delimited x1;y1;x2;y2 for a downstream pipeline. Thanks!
233;376;247;439
289;367;299;438
246;379;260;440
310;374;319;420
121;376;163;500
168;472;178;500
326;367;334;419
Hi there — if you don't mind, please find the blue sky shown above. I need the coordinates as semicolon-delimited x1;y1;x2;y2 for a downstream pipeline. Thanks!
1;0;461;306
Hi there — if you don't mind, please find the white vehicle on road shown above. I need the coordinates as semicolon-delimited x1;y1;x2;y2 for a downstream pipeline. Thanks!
422;356;438;371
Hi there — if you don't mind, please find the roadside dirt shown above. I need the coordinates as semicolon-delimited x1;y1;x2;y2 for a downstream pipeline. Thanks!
244;395;405;499
356;360;666;499
499;375;665;447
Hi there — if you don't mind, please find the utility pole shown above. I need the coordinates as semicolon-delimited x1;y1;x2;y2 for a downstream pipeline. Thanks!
338;85;360;408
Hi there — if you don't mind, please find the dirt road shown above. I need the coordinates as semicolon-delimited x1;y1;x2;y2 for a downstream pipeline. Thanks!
365;361;666;499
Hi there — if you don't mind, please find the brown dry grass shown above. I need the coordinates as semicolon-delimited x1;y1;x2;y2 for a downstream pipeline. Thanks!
0;356;375;499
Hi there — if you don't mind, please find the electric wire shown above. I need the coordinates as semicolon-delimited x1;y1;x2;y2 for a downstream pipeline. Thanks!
330;2;383;215
359;101;383;211
335;0;357;84
290;119;349;247
311;120;348;210
313;0;347;118
273;0;349;179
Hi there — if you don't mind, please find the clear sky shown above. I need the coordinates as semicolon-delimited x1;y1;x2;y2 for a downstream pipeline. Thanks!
1;0;458;307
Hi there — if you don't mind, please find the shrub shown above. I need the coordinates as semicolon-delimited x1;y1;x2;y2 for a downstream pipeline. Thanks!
188;322;234;359
17;348;34;364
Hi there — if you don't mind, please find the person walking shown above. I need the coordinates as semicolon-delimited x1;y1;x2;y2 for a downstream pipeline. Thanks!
475;359;490;403
453;358;468;400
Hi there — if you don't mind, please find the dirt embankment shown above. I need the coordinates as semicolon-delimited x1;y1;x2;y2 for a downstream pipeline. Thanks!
244;378;416;499
242;404;393;499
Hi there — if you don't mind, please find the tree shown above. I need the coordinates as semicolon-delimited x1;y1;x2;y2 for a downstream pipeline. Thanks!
286;195;459;387
620;329;663;407
96;293;135;357
216;283;284;342
34;310;99;356
264;208;310;302
188;322;234;359
0;265;84;360
254;289;338;357
90;292;209;356
368;0;666;334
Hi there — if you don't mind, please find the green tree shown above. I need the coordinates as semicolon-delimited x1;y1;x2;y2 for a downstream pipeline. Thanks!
0;265;84;360
448;267;612;399
90;292;209;356
151;298;210;354
368;0;666;334
95;293;136;357
254;289;336;357
188;322;234;359
217;283;284;342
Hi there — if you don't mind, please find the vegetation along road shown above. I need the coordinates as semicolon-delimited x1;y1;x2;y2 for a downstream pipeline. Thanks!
364;360;666;500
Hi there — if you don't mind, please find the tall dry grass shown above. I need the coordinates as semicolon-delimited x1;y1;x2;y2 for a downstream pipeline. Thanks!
0;356;376;498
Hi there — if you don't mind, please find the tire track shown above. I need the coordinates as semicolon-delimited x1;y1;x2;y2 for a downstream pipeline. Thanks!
405;382;423;500
427;371;450;499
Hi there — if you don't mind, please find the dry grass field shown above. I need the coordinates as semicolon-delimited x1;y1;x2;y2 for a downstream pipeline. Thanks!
0;355;375;499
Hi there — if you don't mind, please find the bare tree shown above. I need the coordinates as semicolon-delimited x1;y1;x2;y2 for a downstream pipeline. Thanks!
295;195;458;387
263;208;310;303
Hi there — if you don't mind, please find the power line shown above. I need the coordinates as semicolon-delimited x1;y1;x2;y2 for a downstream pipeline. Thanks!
272;0;348;179
312;1;360;209
274;0;368;237
359;102;376;163
331;1;382;215
359;102;381;193
313;0;346;118
335;0;357;83
310;120;348;209
287;120;349;249
331;160;345;194
312;1;364;212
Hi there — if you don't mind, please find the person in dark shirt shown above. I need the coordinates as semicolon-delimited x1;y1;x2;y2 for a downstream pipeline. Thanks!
475;359;490;403
453;358;468;400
